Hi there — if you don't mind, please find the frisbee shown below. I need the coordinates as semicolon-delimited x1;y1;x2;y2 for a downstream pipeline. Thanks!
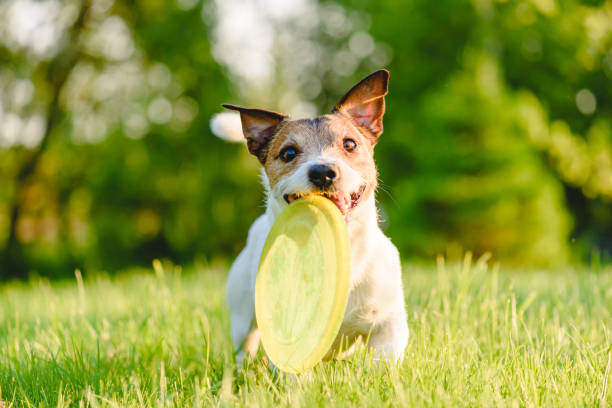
255;195;350;373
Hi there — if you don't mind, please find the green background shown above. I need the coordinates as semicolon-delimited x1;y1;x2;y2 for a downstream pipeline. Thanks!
0;0;611;278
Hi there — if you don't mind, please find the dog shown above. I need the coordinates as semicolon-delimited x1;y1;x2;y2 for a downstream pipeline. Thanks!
222;70;408;366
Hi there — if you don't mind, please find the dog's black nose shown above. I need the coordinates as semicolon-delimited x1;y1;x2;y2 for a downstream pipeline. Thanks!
308;164;337;189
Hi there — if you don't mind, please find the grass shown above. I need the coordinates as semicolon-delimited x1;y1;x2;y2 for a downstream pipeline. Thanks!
1;254;611;407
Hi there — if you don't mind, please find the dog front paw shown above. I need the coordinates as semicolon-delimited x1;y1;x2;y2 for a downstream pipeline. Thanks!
368;320;409;363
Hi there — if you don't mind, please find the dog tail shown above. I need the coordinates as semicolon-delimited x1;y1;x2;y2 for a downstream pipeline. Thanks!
210;112;244;143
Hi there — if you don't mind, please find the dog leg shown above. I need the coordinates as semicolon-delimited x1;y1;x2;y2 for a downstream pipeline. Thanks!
244;326;260;358
367;317;409;363
226;250;256;361
235;325;260;366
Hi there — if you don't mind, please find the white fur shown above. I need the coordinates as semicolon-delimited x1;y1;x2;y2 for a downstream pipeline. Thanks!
226;154;409;366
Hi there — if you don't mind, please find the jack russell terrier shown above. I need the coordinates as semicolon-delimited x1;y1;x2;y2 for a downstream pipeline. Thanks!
221;70;408;366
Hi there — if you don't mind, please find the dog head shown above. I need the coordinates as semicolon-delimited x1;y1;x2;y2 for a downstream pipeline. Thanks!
224;70;388;220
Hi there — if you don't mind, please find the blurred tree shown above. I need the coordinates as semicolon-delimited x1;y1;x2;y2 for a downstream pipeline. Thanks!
337;0;611;264
385;53;571;264
1;0;93;277
0;0;610;278
0;0;239;277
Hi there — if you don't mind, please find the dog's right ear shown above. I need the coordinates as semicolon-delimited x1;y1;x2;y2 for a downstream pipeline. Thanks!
222;104;287;164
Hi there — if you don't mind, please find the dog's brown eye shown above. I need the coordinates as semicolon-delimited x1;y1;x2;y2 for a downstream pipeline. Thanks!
343;138;357;152
279;146;298;162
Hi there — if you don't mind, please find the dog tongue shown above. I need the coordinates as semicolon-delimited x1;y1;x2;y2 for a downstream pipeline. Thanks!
327;193;350;215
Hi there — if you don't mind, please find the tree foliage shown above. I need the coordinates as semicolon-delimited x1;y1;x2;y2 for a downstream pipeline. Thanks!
0;0;610;278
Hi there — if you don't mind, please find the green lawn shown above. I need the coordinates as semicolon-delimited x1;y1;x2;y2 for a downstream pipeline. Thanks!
1;255;611;407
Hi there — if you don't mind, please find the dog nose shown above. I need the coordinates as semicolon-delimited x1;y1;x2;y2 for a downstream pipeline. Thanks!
308;164;337;189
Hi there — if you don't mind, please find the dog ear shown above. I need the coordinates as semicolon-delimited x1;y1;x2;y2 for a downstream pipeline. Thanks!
333;70;389;142
222;104;287;163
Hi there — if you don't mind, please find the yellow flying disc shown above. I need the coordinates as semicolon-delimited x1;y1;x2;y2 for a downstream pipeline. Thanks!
255;195;350;373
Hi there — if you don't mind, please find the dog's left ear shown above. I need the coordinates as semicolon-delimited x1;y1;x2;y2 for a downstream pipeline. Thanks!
333;70;389;142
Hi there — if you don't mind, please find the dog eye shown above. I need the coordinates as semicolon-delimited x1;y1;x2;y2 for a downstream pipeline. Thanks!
279;146;298;162
343;138;357;152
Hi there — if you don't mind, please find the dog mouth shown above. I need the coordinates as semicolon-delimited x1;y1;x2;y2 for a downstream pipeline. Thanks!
283;185;367;215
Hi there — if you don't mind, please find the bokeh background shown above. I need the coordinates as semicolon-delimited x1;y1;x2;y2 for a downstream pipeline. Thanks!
0;0;610;279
